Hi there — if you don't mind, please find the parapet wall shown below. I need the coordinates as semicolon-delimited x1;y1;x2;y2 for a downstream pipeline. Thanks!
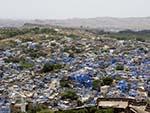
97;98;147;106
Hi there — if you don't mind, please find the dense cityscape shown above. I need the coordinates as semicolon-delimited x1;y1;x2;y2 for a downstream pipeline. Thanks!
0;27;149;113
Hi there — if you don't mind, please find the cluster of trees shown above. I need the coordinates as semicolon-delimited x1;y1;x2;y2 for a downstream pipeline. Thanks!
19;60;34;69
0;28;30;39
56;107;114;113
61;89;78;100
11;104;53;113
29;27;57;34
4;56;34;69
67;34;79;39
0;27;57;39
42;63;63;73
4;56;20;63
106;30;150;41
59;76;113;91
63;45;83;54
27;49;47;58
60;77;72;88
119;29;150;35
115;64;124;70
93;77;113;90
15;106;114;113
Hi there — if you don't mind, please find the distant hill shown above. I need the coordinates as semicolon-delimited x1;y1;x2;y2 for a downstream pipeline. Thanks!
0;19;26;27
1;17;150;31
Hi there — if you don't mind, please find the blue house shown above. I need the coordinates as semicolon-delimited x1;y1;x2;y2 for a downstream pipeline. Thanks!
0;97;11;113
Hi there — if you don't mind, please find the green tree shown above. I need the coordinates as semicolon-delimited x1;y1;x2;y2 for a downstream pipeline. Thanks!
76;108;88;113
89;106;97;113
42;63;63;73
61;90;78;100
93;79;102;90
116;64;124;70
37;109;54;113
20;60;34;69
102;77;113;86
60;79;71;88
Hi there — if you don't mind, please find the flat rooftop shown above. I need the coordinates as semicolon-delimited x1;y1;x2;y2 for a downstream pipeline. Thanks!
98;101;128;109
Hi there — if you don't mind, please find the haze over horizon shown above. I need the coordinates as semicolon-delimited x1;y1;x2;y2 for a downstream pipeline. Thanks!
0;0;150;20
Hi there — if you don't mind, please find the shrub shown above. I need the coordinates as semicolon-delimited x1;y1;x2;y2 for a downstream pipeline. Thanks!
40;28;57;34
93;79;102;90
37;109;54;113
42;63;63;73
67;34;79;39
55;108;114;113
88;106;97;113
60;79;71;88
4;57;20;63
77;100;84;106
26;104;51;113
61;90;78;100
29;50;47;58
20;60;34;69
102;77;113;86
136;37;145;42
116;64;124;70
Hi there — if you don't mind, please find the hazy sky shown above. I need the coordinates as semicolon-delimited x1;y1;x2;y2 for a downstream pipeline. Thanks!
0;0;150;19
